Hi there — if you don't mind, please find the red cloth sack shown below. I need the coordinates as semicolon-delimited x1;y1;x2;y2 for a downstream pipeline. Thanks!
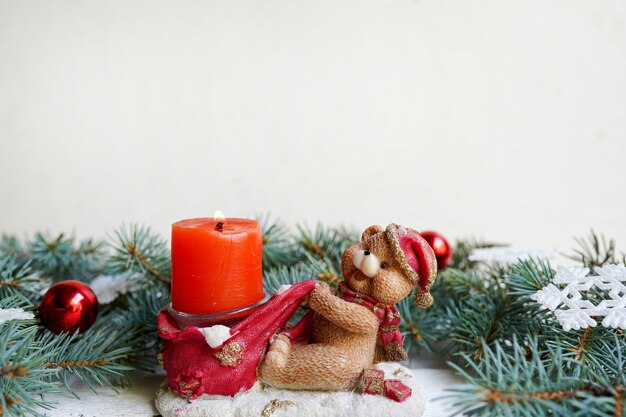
157;280;316;399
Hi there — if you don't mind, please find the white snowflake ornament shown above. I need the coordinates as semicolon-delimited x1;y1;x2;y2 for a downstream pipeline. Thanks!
531;264;626;331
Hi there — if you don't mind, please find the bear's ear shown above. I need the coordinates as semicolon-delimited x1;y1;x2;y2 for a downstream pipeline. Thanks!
361;225;384;241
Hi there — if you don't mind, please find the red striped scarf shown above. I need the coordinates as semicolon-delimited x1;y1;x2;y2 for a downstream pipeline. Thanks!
338;283;407;362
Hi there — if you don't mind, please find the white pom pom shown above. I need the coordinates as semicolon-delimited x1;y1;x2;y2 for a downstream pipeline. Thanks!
199;325;232;348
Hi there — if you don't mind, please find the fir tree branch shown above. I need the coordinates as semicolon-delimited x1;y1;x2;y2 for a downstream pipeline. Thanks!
258;215;299;270
443;337;586;416
39;329;135;396
507;258;554;296
103;286;169;371
0;235;25;259
573;328;593;362
0;325;60;416
296;224;353;269
565;230;622;271
0;258;42;302
29;233;74;280
110;225;171;284
263;263;316;294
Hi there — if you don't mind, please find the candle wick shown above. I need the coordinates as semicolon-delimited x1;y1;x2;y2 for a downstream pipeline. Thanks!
215;221;224;232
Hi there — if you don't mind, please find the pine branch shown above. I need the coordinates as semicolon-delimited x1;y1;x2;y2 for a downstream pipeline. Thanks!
334;226;360;247
258;215;299;270
66;239;107;281
296;224;354;270
565;230;622;272
0;258;42;302
0;325;59;417
263;263;317;294
302;252;344;287
507;258;554;297
398;290;449;354
103;286;170;371
109;225;170;284
0;235;25;259
29;233;75;280
439;268;490;297
443;337;587;416
40;328;135;396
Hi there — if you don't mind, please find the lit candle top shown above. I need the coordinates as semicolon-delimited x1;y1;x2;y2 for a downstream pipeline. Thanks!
171;217;264;315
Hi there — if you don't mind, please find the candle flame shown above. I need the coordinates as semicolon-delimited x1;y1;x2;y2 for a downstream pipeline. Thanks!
213;210;225;220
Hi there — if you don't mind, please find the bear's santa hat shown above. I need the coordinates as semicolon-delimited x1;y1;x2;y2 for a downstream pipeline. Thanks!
385;224;438;308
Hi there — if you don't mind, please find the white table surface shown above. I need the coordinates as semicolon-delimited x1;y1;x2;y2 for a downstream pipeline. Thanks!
43;356;461;417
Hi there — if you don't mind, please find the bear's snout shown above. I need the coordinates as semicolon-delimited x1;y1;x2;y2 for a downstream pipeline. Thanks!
352;249;380;279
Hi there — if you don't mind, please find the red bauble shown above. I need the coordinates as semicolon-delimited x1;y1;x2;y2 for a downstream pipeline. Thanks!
420;231;452;271
39;280;99;334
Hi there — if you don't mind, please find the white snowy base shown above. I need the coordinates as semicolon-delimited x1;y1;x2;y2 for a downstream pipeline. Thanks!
155;363;425;417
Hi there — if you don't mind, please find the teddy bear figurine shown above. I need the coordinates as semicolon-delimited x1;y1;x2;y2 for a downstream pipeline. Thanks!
258;223;437;392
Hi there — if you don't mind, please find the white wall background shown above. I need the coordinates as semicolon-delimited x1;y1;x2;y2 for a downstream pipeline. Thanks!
1;0;625;253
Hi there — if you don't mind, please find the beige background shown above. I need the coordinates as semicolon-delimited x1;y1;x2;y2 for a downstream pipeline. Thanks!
1;0;625;253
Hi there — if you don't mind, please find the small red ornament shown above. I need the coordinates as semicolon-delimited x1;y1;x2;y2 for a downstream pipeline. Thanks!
39;280;99;334
419;231;452;271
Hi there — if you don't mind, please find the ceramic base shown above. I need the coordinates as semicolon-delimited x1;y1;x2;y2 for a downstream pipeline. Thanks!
155;362;425;417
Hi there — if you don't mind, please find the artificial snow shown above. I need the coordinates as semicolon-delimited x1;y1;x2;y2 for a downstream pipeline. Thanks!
198;325;233;349
0;307;35;325
155;362;425;417
90;273;141;304
469;246;554;264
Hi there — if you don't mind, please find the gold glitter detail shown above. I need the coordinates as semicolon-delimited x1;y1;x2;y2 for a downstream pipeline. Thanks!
414;292;434;309
385;224;419;284
178;380;200;397
359;369;384;395
384;379;411;400
261;399;295;417
380;325;400;332
385;341;408;362
385;224;438;308
393;367;413;379
368;379;384;395
215;341;244;367
157;341;166;366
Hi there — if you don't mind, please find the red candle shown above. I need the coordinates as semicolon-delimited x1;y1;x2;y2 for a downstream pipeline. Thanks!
171;217;264;315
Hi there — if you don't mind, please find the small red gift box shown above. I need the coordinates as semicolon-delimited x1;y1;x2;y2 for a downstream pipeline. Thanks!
359;368;385;395
384;379;412;402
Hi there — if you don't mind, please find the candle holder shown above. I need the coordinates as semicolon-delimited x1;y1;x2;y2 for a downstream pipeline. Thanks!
166;293;271;329
157;223;433;417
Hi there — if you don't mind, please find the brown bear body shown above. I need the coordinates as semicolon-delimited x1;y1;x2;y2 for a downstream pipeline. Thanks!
258;225;420;391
